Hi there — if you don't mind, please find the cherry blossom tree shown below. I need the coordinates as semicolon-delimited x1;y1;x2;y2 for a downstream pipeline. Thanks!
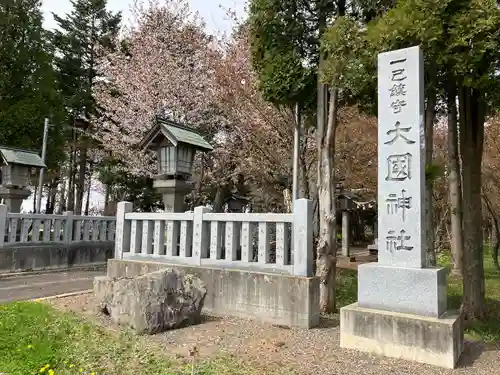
95;0;305;211
94;0;221;174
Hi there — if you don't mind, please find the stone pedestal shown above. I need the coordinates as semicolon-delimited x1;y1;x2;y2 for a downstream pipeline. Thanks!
0;187;31;213
153;179;193;213
340;303;463;369
358;263;447;317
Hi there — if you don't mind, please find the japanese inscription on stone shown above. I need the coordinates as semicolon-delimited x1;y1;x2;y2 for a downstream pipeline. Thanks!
377;46;426;268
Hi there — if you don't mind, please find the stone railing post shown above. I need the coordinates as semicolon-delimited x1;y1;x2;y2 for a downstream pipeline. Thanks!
115;202;133;260
192;206;211;265
63;211;74;244
293;198;313;276
0;204;7;247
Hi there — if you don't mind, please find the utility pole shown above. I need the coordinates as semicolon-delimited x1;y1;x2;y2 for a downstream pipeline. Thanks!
292;102;301;208
36;118;49;213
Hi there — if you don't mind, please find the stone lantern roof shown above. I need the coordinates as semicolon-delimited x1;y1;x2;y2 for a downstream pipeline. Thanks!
139;118;213;152
0;146;46;168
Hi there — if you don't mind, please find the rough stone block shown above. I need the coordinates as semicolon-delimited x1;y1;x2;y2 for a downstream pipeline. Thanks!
358;262;447;317
94;268;207;334
106;259;320;328
340;303;463;369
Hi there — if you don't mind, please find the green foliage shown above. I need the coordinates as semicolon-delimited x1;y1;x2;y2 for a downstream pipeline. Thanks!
0;0;66;170
248;0;324;107
96;158;163;212
50;0;122;118
321;16;378;111
425;163;444;181
321;0;500;114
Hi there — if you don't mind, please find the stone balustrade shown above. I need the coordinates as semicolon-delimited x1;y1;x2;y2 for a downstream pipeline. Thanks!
0;209;115;246
0;204;116;273
115;198;314;277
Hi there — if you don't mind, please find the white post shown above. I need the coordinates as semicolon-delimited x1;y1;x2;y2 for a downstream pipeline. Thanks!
115;202;133;259
293;198;313;276
192;206;210;265
342;211;350;257
63;211;73;244
36;117;49;213
0;204;7;247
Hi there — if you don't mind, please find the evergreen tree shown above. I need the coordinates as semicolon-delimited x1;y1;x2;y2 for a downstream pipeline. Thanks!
50;0;121;213
0;0;65;169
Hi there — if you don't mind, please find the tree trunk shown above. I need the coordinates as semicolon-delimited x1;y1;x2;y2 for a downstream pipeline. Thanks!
104;183;111;215
75;146;87;215
299;127;310;199
483;193;500;271
212;186;228;213
458;85;486;321
32;185;37;213
316;85;339;313
447;79;464;277
84;164;92;216
67;138;76;212
425;77;437;266
45;179;58;214
283;188;292;213
58;172;67;214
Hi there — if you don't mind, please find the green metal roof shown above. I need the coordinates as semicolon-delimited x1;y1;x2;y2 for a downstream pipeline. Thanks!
161;121;213;151
0;146;46;168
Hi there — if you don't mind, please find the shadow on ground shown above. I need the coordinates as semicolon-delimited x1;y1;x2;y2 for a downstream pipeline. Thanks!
458;340;499;368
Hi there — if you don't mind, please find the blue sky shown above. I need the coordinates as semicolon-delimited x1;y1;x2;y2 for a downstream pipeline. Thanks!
41;0;247;34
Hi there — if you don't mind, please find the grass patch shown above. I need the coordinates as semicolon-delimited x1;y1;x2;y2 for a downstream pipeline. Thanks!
0;301;281;375
336;269;357;308
336;250;500;342
438;248;500;342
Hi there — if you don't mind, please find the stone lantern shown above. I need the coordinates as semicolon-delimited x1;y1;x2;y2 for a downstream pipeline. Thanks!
139;118;213;212
0;146;46;212
226;193;249;213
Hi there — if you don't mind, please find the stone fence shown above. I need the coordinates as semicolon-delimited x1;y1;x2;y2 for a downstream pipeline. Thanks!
111;198;319;328
0;204;116;273
115;199;314;276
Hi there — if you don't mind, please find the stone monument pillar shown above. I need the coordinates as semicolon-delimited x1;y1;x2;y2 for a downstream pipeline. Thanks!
340;46;463;369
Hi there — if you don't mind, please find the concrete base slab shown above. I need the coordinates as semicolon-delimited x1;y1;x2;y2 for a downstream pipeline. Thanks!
106;259;320;328
340;303;464;369
358;262;447;317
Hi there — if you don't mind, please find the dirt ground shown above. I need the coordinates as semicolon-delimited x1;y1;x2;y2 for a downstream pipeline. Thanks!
48;293;500;375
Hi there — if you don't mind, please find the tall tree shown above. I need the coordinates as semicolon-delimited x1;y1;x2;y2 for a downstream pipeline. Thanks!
94;0;218;172
0;0;65;169
322;0;500;321
249;0;337;312
248;0;392;312
51;0;121;214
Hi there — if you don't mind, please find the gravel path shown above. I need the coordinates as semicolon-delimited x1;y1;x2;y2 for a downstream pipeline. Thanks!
49;293;500;375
